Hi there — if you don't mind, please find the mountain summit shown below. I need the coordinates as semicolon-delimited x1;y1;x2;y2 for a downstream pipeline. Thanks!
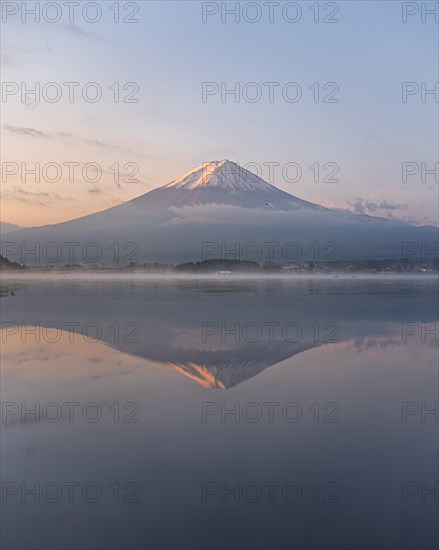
133;160;323;210
164;160;276;192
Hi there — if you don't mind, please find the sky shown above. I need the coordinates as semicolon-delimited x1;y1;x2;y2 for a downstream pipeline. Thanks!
1;0;438;227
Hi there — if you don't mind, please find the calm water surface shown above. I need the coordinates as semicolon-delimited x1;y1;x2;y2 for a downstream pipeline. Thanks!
1;275;438;550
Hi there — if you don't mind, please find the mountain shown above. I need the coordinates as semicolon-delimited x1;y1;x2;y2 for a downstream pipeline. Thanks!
1;160;437;265
0;222;23;235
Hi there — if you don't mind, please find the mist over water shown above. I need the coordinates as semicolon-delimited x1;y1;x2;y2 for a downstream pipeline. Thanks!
1;276;438;549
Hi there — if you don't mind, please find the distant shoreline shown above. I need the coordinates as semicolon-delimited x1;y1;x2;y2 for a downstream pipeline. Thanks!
1;271;438;282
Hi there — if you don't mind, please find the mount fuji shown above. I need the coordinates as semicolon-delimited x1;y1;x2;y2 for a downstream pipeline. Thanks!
2;160;437;265
138;159;327;210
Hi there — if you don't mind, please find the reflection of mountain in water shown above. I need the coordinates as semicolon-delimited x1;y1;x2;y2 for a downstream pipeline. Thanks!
103;280;438;389
156;341;318;389
2;278;438;390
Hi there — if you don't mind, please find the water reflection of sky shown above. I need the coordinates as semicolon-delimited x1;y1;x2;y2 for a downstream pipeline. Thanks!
1;278;438;550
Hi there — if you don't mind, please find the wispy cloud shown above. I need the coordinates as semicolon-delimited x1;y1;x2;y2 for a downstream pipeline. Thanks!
1;186;72;207
4;124;149;159
347;197;409;216
5;125;46;138
13;185;62;199
63;24;99;40
1;43;52;68
321;197;436;227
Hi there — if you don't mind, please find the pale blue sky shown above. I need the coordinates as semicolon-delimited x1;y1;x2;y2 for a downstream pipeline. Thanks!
1;0;438;226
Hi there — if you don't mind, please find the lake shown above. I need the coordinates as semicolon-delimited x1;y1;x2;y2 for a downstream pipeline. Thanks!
1;274;438;550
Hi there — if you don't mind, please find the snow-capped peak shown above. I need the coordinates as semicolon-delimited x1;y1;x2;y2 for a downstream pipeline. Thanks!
163;160;275;192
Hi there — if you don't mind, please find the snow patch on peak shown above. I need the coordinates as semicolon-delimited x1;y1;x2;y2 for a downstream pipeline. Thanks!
163;160;275;192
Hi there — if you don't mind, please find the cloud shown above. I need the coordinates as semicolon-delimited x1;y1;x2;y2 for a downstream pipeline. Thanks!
0;43;52;68
321;197;437;227
13;185;61;198
63;24;98;40
4;124;149;159
403;214;438;227
347;197;409;215
5;125;46;138
1;186;72;207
